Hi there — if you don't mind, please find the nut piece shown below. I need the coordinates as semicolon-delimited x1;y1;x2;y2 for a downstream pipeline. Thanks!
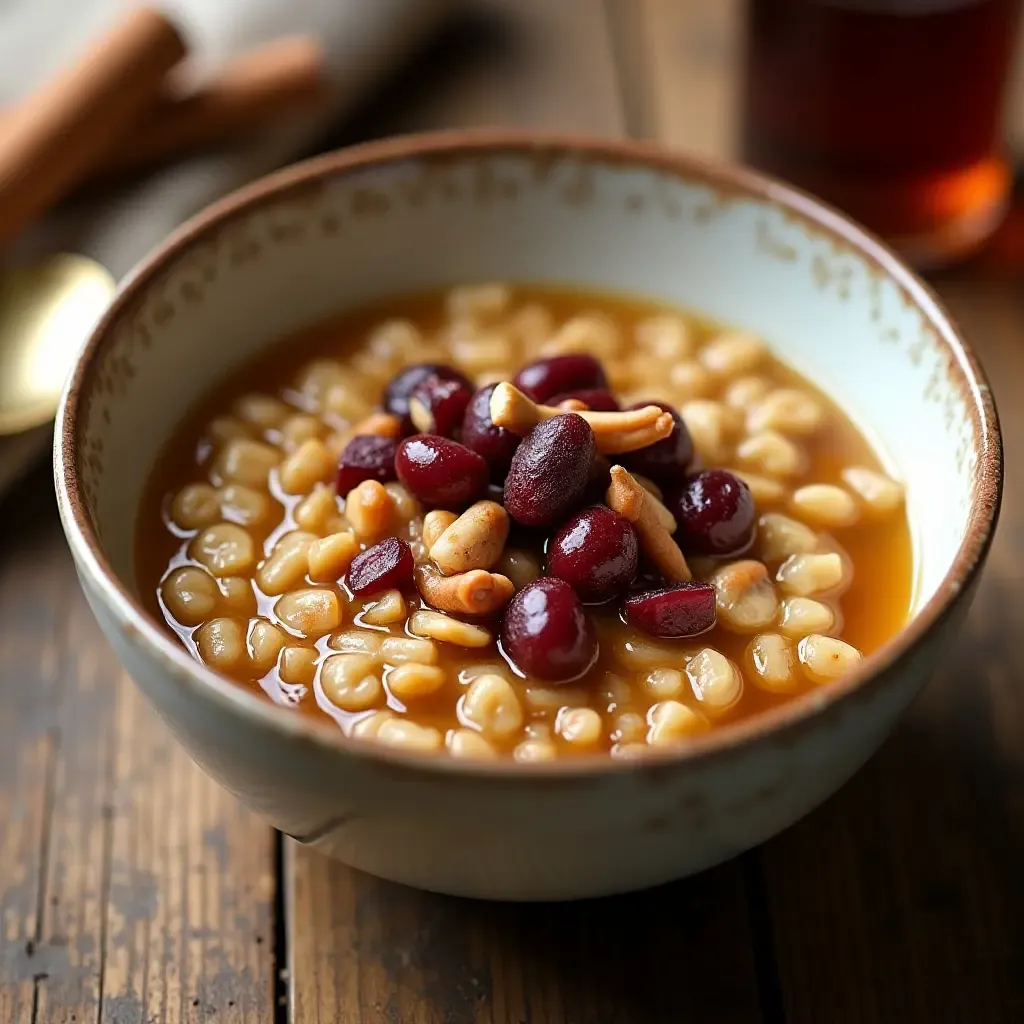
746;633;800;693
307;531;359;582
489;382;674;454
790;484;860;528
161;566;218;626
700;331;766;377
171;483;220;530
248;619;288;674
841;466;905;516
409;609;492;648
422;510;459;550
430;500;510;574
606;466;691;582
643;667;686;699
798;634;863;683
416;564;515;616
375;719;443;752
711;560;779;633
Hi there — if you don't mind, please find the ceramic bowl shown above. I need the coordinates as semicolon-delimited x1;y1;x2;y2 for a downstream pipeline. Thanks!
54;132;1001;900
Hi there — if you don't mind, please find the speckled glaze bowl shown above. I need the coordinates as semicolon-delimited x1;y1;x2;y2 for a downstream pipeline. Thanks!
54;132;1001;900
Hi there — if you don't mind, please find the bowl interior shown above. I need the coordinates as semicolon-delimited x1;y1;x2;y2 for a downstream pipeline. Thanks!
62;138;993;673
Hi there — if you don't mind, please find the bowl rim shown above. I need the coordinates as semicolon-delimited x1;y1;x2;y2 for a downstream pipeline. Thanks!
55;127;1003;779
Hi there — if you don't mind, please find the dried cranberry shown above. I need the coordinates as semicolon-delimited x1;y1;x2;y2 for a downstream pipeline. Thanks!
383;363;472;433
549;388;620;412
621;401;693;488
513;355;608;404
395;434;489;506
335;435;397;495
408;374;473;437
501;578;598;682
503;414;595;527
547;506;638;603
460;384;521;478
623;582;716;638
347;537;414;596
672;469;755;556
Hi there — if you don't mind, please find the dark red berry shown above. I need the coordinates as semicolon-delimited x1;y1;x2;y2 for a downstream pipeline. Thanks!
408;374;472;437
460;384;521;477
395;434;489;506
548;506;638;603
335;435;397;495
503;414;596;527
583;453;612;505
501;578;598;682
383;363;472;433
549;388;620;412
623;582;716;638
347;537;414;596
672;469;756;556
513;355;608;404
621;401;693;488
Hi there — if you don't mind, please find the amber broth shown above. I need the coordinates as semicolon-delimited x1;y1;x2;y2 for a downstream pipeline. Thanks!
136;287;914;752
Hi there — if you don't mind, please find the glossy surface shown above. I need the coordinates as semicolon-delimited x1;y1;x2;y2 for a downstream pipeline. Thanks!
460;383;521;476
348;537;414;596
622;400;694;486
383;363;471;433
501;577;599;682
547;505;638;603
624;582;717;638
513;354;608;403
673;469;756;556
395;434;489;506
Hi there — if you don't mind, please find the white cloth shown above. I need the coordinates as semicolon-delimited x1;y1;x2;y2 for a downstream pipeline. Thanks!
0;0;452;497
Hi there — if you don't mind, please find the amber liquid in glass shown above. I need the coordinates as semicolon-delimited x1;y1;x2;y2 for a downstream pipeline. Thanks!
742;0;1022;266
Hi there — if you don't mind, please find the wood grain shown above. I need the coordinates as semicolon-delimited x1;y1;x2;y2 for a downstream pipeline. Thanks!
0;469;276;1023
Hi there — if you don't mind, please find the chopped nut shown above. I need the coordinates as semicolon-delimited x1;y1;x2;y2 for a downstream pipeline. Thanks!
344;480;396;541
791;484;860;528
606;466;691;582
429;500;510;574
307;531;359;582
489;382;674;454
798;634;862;683
416;564;515;616
711;560;779;633
422;510;459;550
360;590;407;626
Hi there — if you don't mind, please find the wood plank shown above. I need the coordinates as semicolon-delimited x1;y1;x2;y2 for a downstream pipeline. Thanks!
289;843;763;1024
0;474;75;1024
286;2;765;1022
0;461;278;1023
100;675;276;1023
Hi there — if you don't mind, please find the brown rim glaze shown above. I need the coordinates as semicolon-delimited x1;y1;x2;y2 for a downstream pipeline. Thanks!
55;129;1002;779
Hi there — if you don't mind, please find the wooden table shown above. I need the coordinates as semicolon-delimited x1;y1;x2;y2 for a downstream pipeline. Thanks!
3;2;1024;1021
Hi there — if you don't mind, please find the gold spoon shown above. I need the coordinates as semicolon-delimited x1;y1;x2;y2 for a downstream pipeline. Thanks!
0;7;185;436
0;254;115;435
